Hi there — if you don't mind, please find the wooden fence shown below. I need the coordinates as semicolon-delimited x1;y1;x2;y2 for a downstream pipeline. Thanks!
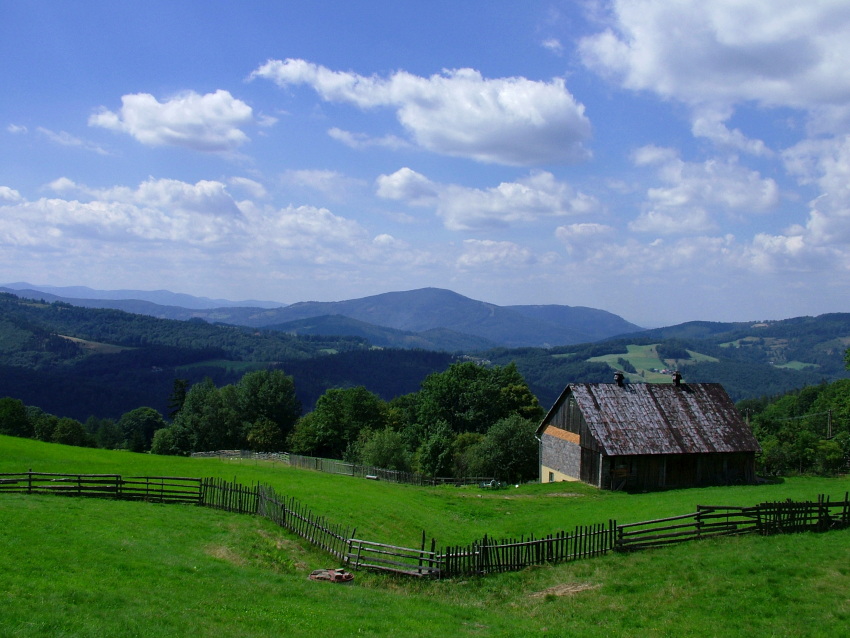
442;522;615;577
614;493;850;552
5;470;849;580
258;484;355;562
0;471;202;503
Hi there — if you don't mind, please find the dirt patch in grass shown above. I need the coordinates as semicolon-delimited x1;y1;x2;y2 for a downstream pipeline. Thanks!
530;582;600;598
206;544;246;566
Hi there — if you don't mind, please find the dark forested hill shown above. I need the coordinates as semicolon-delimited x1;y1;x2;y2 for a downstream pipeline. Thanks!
2;290;847;422
0;292;456;420
487;313;850;407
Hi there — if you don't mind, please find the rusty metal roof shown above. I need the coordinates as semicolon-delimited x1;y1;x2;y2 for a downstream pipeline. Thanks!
545;382;760;456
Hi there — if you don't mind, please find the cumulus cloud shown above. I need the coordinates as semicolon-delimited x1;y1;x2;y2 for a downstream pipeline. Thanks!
580;1;850;109
0;186;23;203
228;177;268;199
376;168;599;231
252;59;591;165
628;147;779;235
580;0;850;143
457;239;535;270
555;222;616;256
0;177;423;275
89;90;254;152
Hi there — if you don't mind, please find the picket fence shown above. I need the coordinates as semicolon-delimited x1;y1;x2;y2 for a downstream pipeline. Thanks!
3;470;849;579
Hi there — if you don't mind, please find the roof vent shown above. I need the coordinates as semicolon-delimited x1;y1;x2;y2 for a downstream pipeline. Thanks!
673;371;682;386
614;371;625;387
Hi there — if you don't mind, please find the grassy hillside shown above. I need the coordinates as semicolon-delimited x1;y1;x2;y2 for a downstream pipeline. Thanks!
0;437;850;637
3;436;849;636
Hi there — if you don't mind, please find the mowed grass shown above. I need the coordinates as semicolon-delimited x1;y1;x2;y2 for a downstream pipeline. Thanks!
588;344;719;384
3;436;850;636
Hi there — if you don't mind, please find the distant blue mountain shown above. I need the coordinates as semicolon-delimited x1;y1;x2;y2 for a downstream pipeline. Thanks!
0;282;286;310
0;284;643;349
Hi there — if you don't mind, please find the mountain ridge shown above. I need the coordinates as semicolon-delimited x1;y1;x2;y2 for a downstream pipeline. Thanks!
0;284;643;349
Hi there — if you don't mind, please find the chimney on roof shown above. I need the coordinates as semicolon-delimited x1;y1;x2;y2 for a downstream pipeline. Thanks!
673;371;682;387
614;371;625;387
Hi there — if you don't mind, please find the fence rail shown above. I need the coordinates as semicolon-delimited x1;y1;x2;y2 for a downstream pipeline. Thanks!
0;471;201;503
5;470;849;580
442;522;615;577
347;534;440;577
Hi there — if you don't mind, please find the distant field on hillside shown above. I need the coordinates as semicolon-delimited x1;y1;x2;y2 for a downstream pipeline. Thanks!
3;436;850;637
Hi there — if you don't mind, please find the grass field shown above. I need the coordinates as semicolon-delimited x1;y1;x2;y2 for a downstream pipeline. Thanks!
589;344;720;384
2;436;850;636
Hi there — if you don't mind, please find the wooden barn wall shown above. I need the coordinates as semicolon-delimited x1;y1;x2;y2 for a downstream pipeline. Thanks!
602;452;757;490
548;395;600;453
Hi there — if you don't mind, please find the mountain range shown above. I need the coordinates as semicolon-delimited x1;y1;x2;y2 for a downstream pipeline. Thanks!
0;284;643;350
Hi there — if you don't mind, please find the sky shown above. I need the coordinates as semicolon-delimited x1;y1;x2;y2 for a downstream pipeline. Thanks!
2;1;850;327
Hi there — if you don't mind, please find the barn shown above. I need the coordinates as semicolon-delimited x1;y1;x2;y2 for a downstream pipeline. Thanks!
536;372;761;490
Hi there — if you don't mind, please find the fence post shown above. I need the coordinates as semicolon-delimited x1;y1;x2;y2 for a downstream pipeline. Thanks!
27;468;32;494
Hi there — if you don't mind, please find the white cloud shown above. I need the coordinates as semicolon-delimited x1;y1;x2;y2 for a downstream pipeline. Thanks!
580;0;850;144
541;38;564;55
628;147;779;235
376;168;600;231
36;127;110;155
89;90;254;152
228;177;268;199
7;124;28;134
555;222;616;257
457;239;535;269
0;186;23;203
0;177;426;275
375;168;439;205
282;169;367;200
327;127;409;150
690;108;772;157
580;1;850;110
252;59;591;165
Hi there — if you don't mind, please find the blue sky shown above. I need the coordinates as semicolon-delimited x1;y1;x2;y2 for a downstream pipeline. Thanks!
2;1;849;326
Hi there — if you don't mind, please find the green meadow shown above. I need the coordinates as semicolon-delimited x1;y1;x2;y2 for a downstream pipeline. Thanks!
2;435;849;637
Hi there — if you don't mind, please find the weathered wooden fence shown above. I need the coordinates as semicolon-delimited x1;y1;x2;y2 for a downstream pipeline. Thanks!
442;522;616;577
614;493;850;551
347;533;441;577
5;470;849;580
258;484;355;562
0;471;202;503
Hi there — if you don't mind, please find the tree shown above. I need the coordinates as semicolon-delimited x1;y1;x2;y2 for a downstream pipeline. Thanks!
167;378;189;419
415;361;542;435
0;397;31;438
466;415;539;483
358;428;411;471
416;421;454;477
150;427;189;456
118;407;166;452
52;417;93;447
301;386;388;459
246;417;285;452
235;369;301;443
172;378;241;452
28;407;58;442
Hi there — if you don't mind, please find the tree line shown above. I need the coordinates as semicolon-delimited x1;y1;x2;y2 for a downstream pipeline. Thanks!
3;349;848;481
0;361;544;483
